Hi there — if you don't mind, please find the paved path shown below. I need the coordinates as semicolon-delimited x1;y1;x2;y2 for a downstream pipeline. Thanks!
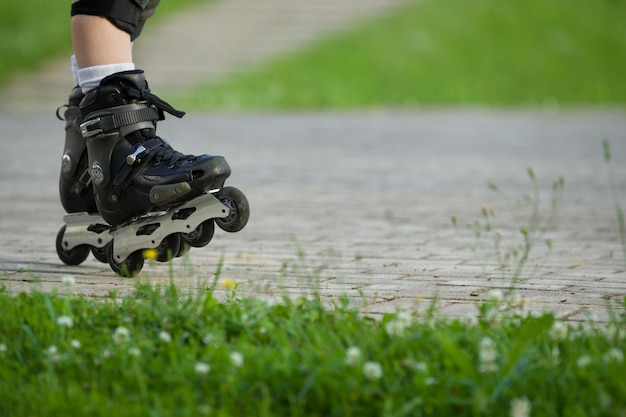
1;110;625;323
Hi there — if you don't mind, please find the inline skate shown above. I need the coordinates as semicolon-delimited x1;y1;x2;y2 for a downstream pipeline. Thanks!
55;70;249;277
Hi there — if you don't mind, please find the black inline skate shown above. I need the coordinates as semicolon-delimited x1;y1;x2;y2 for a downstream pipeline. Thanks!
55;70;249;277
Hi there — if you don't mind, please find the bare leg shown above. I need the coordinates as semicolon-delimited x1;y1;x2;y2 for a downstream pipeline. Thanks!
71;14;133;69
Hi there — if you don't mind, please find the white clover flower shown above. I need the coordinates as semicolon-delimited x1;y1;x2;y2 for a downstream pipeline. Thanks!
47;345;60;363
576;354;592;368
549;321;569;340
195;362;210;375
345;346;362;366
480;337;498;362
487;289;504;304
385;319;407;337
510;397;531;417
413;361;428;373
230;351;244;368
603;348;624;364
128;347;141;357
56;315;74;328
479;337;498;374
395;310;412;326
70;339;81;349
424;377;438;386
61;275;76;286
113;326;130;344
363;361;383;381
159;331;172;344
0;343;7;353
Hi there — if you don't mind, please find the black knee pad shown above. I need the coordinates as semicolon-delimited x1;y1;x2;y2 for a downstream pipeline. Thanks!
71;0;160;41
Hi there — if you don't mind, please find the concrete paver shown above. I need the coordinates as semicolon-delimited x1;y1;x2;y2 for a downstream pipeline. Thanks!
1;110;625;323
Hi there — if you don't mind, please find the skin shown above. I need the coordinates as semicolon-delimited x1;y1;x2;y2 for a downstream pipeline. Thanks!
71;1;133;68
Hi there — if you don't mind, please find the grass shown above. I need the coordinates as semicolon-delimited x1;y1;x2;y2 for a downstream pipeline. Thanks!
3;0;624;108
0;279;624;417
175;0;626;109
0;0;210;87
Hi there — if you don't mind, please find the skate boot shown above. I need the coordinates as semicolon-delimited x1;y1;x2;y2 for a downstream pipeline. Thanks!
80;70;231;225
55;70;249;277
56;87;112;265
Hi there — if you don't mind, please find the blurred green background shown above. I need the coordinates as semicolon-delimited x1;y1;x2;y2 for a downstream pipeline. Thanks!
2;0;625;108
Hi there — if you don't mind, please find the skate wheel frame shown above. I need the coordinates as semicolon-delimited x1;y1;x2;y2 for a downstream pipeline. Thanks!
59;213;112;252
109;192;231;263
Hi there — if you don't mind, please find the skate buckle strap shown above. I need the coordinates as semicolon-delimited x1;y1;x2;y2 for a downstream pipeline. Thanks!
80;106;160;138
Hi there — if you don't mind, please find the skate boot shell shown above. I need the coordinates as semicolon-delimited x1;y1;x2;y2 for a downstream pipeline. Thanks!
55;71;249;277
79;70;231;226
58;86;97;214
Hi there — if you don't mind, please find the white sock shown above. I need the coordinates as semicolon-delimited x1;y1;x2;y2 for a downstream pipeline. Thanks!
71;55;79;86
77;63;136;94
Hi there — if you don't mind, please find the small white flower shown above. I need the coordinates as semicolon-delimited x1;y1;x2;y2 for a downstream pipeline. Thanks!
509;397;531;417
230;351;244;368
413;361;428;373
102;349;113;359
480;337;498;362
46;345;60;363
395;310;412;326
195;362;210;375
385;319;407;337
487;289;504;304
345;346;361;366
479;337;498;373
363;361;383;380
0;343;7;353
70;339;81;349
158;331;172;344
61;275;76;286
56;315;73;328
424;377;438;386
549;321;569;340
113;326;130;344
128;347;141;357
603;348;624;364
576;354;592;368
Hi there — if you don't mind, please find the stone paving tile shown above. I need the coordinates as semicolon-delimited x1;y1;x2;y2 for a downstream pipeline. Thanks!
1;110;626;323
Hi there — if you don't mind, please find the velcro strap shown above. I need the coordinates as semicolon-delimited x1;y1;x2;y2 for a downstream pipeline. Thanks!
81;106;159;138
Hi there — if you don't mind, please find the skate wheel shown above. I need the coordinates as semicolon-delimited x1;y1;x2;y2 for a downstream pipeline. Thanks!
182;219;215;247
56;225;90;266
156;234;182;262
215;187;250;233
108;245;144;277
91;245;109;264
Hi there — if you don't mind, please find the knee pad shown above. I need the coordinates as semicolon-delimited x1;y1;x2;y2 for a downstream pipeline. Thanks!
71;0;160;41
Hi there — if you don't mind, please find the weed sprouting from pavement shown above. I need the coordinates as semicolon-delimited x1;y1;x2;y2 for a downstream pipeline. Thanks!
453;168;565;295
603;140;626;273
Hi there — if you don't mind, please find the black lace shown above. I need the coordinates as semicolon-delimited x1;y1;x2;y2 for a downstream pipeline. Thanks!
120;85;195;169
